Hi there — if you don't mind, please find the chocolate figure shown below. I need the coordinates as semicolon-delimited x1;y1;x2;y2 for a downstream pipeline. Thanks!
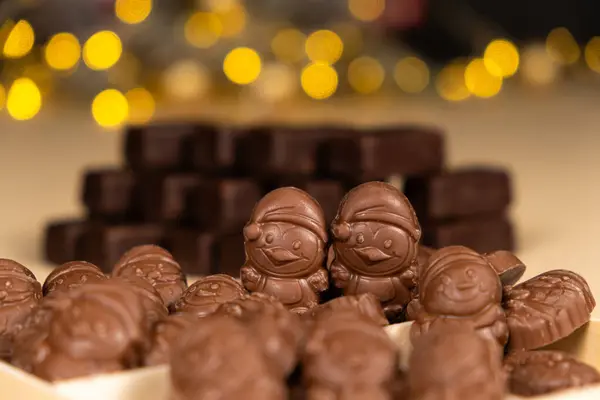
329;182;421;319
241;187;329;314
174;274;247;318
43;261;106;296
410;246;508;347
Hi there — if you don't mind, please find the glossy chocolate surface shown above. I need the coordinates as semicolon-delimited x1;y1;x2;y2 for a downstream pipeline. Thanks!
306;293;388;326
43;261;106;296
144;313;196;366
174;274;246;317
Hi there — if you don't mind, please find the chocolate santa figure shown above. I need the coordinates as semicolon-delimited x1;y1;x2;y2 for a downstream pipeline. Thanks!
329;182;421;319
410;245;509;347
241;187;329;314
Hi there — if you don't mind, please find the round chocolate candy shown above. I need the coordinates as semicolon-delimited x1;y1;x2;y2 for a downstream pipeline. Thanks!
113;277;168;328
144;313;196;366
174;274;246;318
484;250;526;286
305;292;388;327
43;261;106;296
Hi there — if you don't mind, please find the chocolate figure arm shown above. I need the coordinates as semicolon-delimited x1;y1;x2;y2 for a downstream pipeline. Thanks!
306;268;329;293
240;265;262;292
330;261;352;289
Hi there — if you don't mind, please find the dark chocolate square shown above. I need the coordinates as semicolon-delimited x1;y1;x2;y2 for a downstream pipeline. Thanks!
189;126;248;175
82;169;138;221
44;220;89;265
140;173;202;224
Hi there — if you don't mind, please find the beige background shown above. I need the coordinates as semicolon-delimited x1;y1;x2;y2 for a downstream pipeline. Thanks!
1;85;598;316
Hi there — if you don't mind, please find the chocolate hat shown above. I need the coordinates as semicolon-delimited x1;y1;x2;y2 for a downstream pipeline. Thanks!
245;187;327;243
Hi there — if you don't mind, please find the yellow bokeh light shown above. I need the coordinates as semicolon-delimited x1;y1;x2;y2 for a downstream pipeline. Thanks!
125;88;155;123
92;89;128;128
348;0;385;22
271;28;306;63
584;37;600;73
202;0;237;12
44;33;80;71
347;56;384;94
6;78;41;120
223;47;261;85
305;30;344;64
483;39;519;77
394;56;429;93
546;27;580;65
217;2;246;37
162;60;210;101
464;58;502;98
435;61;471;102
0;84;5;110
251;63;297;102
301;62;338;100
115;0;152;24
521;44;559;86
184;12;222;48
3;20;34;59
83;31;122;70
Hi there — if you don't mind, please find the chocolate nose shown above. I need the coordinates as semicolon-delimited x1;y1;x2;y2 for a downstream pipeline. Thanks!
243;224;261;241
332;222;351;241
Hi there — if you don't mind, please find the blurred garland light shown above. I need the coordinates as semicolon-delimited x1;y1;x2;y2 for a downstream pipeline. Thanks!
115;0;153;25
521;44;558;86
223;47;261;85
348;0;385;22
6;78;41;120
305;30;343;64
163;60;210;101
251;63;297;102
3;20;34;59
483;39;519;78
92;89;128;128
394;56;429;93
464;58;502;98
202;0;238;12
44;33;81;71
83;31;123;70
184;12;222;48
125;88;155;123
0;84;5;110
546;27;580;65
301;62;338;99
347;56;385;94
435;61;470;101
271;28;306;63
584;37;600;73
217;2;246;37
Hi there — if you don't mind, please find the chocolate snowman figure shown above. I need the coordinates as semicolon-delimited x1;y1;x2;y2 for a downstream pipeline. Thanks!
329;182;421;319
410;245;509;347
241;187;329;314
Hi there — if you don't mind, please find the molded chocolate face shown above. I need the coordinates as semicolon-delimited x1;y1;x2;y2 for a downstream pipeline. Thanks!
175;275;246;317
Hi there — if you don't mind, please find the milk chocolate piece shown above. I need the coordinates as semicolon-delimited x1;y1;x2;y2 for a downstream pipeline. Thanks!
411;246;508;347
422;214;515;253
409;325;505;400
144;313;196;366
174;274;246;317
124;123;196;171
114;277;168;328
504;350;600;396
82;169;139;221
485;250;526;286
317;127;444;180
43;261;106;296
241;187;329;313
330;182;421;319
78;224;166;272
44;220;89;265
306;293;389;326
113;244;187;309
170;315;286;400
189;125;246;174
504;270;595;351
403;168;511;220
140;173;201;223
303;312;397;399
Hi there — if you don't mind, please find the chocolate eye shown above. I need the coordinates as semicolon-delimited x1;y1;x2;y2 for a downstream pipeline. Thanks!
292;240;301;250
383;239;392;249
356;233;364;244
265;233;274;244
466;269;475;278
441;275;451;285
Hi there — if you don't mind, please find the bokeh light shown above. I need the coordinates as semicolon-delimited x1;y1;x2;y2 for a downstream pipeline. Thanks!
464;58;503;98
125;88;155;123
584;37;600;73
163;60;210;100
347;56;384;94
435;61;470;101
301;62;338;99
483;39;519;77
217;2;246;37
546;27;580;65
251;63;297;102
0;84;5;110
92;89;128;128
83;31;123;70
6;78;41;120
3;20;34;59
521;44;559;86
202;0;237;12
305;30;343;64
44;33;80;71
115;0;152;24
271;29;306;63
348;0;385;22
223;47;261;85
184;12;222;48
394;56;429;93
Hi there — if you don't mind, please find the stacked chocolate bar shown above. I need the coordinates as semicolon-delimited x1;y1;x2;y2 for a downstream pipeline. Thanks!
44;122;515;275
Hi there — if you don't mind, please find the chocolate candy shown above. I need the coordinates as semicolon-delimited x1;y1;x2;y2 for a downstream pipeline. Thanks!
114;277;168;328
44;219;89;265
144;313;196;366
0;260;42;360
43;261;106;296
189;125;246;174
241;187;329;313
78;224;166;272
113;245;187;309
174;274;246;317
504;270;596;351
306;293;389;326
82;169;138;221
403;168;511;220
317;127;444;181
303;312;397;399
140;173;201;223
411;246;508;347
504;350;600;396
330;182;421;319
422;214;515;253
188;179;261;232
485;249;526;286
170;315;286;400
409;325;505;400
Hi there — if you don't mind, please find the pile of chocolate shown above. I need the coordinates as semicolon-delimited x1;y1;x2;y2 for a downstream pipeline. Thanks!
44;122;515;275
